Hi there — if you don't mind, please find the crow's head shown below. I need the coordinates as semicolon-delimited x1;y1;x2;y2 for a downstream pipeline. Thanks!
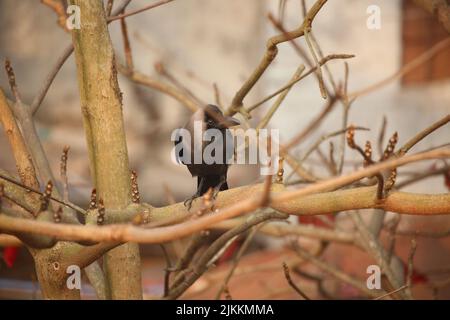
204;104;240;130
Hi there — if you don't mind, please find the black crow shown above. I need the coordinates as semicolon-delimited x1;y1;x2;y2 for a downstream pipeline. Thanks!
174;104;240;208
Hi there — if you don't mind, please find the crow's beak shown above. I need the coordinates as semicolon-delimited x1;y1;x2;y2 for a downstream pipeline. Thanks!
219;116;240;128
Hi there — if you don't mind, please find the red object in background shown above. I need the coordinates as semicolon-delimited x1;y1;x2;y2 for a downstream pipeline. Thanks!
445;169;450;190
2;247;19;268
298;214;335;229
217;239;241;265
403;264;428;285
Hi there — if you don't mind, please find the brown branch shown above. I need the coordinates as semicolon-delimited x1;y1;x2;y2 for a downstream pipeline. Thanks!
0;89;40;210
120;15;134;70
154;62;205;106
406;238;417;290
212;83;224;110
268;14;334;97
281;95;338;151
107;0;174;22
215;224;262;299
0;149;449;245
118;64;200;112
349;213;411;299
300;126;369;163
226;0;329;115
211;216;357;246
4;59;22;102
304;27;327;99
256;65;306;129
282;152;319;182
245;55;353;117
282;262;310;299
373;285;409;300
166;211;288;299
0;172;85;215
293;244;384;298
4;60;60;197
0;234;22;247
396;165;449;189
106;0;114;16
60;146;70;202
69;0;141;299
397;114;450;156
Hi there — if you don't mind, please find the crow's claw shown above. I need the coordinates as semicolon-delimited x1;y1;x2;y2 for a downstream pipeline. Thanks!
183;196;198;211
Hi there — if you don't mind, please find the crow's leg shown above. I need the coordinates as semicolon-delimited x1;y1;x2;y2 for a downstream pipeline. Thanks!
183;177;205;210
211;175;228;199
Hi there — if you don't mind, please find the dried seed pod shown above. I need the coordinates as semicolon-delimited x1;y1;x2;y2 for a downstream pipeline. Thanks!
346;125;356;149
39;180;53;212
364;141;372;166
4;59;17;88
54;206;63;223
60;146;70;171
97;198;105;225
89;188;97;210
385;169;397;191
383;132;398;160
276;157;285;183
131;170;140;204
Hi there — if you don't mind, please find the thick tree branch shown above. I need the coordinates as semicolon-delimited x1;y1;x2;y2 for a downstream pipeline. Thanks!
69;0;141;299
1;149;449;244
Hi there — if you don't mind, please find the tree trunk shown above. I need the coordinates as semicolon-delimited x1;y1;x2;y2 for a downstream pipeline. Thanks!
69;0;142;299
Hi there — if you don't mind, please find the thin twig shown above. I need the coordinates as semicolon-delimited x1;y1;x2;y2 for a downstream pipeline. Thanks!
293;243;383;298
246;55;352;115
378;116;387;157
227;0;329;115
60;146;70;202
215;225;260;299
406;238;417;290
348;38;450;99
397;114;450;156
0;173;85;214
213;83;224;110
160;244;172;297
166;211;288;299
256;65;305;129
304;27;327;99
107;0;174;22
374;285;409;300
282;262;310;299
281;95;338;151
120;15;134;70
154;62;204;106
